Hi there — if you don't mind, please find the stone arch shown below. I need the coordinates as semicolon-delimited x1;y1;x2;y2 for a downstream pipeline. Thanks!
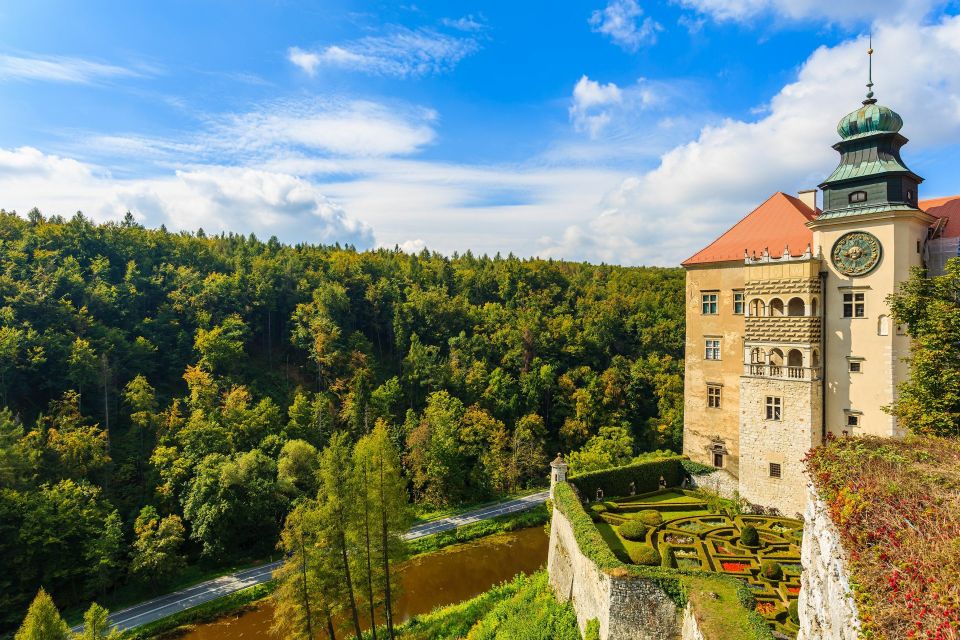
769;298;785;317
878;314;890;336
769;348;784;366
812;349;821;368
787;297;805;317
787;349;803;368
749;298;766;317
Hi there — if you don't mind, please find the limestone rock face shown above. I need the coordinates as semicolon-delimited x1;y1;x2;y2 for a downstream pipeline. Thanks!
797;484;861;640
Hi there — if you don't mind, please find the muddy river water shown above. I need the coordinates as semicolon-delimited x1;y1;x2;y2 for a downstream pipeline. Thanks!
179;525;549;639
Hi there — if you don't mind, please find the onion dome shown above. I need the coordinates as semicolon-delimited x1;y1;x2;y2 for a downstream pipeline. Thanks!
837;102;903;140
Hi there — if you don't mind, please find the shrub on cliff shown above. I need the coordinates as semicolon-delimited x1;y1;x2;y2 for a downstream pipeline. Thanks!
740;525;760;547
760;561;782;581
635;510;663;527
628;543;660;566
788;599;799;625
618;519;648;541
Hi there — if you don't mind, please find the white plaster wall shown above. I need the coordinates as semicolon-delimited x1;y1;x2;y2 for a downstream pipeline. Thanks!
798;483;861;640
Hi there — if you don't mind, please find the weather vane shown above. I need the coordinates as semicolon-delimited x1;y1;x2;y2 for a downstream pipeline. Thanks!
864;34;876;104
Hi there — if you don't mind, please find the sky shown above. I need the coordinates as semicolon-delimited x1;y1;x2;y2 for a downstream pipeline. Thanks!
0;1;959;266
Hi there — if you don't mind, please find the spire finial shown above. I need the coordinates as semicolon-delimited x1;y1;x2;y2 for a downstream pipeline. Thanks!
864;34;876;105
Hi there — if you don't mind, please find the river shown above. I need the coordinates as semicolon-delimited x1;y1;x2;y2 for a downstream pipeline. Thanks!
179;525;549;639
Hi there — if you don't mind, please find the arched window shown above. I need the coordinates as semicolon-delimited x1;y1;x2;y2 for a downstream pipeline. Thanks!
769;348;784;366
749;299;765;317
849;191;867;204
787;297;805;317
811;297;819;317
769;298;785;317
878;315;890;336
812;349;820;368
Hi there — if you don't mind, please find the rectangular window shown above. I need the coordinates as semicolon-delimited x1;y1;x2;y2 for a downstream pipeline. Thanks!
701;291;719;315
713;453;724;468
765;396;782;421
847;414;860;428
769;463;782;478
707;385;722;409
733;290;744;315
848;361;862;373
705;339;721;360
842;292;865;318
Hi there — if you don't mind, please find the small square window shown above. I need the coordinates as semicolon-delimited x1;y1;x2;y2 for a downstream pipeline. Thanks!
769;463;782;478
707;385;722;409
733;291;744;315
701;292;719;315
847;414;860;428
705;339;721;361
765;396;782;421
849;361;862;373
842;292;865;318
849;191;867;204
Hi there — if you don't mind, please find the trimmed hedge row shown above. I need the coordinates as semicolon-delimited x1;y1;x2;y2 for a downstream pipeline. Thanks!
551;481;774;640
569;456;685;500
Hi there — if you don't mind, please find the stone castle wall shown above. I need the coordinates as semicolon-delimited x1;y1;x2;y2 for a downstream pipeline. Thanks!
798;484;861;640
548;503;681;640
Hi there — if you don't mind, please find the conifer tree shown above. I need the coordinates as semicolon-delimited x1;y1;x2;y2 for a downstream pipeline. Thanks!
77;603;120;640
14;588;69;640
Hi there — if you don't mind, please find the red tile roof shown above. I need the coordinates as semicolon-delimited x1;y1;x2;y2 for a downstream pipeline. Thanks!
921;196;960;238
681;192;816;266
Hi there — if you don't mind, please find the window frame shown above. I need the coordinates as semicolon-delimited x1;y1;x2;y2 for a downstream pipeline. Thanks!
733;290;744;315
704;338;721;361
765;396;782;421
701;291;719;315
842;291;866;318
707;385;722;409
769;462;782;478
848;360;863;373
713;452;724;468
846;413;861;428
849;190;868;204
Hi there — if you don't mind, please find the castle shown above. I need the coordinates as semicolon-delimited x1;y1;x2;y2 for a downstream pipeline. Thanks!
681;59;960;516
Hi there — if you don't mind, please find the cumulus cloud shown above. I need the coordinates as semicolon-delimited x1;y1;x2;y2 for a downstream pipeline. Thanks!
543;17;960;265
287;26;479;77
677;0;946;24
0;147;374;248
568;75;668;140
589;0;663;51
0;53;140;84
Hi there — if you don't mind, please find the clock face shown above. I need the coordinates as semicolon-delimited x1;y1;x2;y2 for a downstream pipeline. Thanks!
831;231;882;276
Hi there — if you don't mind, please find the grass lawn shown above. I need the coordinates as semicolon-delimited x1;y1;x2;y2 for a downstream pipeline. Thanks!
616;490;703;505
594;521;646;563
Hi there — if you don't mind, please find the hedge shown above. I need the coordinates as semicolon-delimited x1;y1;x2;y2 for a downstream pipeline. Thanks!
569;456;685;500
552;481;774;640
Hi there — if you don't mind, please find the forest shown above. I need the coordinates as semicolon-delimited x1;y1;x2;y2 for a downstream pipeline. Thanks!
0;208;685;629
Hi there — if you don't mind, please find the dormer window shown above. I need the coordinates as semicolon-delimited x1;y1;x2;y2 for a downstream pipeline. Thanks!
849;191;868;204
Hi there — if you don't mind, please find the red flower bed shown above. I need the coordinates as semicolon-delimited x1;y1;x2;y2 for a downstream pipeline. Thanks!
721;561;750;572
755;602;776;616
787;586;800;595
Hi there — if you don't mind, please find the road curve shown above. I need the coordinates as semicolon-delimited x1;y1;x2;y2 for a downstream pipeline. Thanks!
73;489;549;633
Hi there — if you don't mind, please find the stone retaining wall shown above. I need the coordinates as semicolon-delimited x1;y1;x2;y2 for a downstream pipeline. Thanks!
688;469;738;500
548;503;680;640
797;483;861;639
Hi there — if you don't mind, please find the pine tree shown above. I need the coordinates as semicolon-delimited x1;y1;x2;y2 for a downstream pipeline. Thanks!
77;603;120;640
15;588;70;640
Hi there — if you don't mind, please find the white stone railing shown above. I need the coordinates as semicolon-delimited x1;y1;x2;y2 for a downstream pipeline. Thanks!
743;364;821;380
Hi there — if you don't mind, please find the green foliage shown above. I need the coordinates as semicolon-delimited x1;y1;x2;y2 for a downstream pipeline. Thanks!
568;456;684;502
567;426;635;475
77;603;120;640
886;259;960;436
680;459;717;476
406;505;549;556
788;599;799;625
660;543;676;569
14;589;69;640
760;561;782;581
628;543;661;566
130;506;186;586
584;618;600;640
740;525;760;547
635;509;663;527
618;519;649;541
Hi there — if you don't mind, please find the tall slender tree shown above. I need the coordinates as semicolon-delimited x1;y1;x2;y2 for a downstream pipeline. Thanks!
14;589;69;640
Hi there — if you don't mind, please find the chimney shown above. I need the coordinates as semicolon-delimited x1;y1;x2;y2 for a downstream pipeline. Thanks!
798;189;817;212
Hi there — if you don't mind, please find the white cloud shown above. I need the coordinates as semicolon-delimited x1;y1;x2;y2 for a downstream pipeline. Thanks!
589;0;663;51
569;75;668;139
287;27;479;77
440;15;486;32
677;0;946;24
542;16;960;265
0;147;374;248
0;53;139;84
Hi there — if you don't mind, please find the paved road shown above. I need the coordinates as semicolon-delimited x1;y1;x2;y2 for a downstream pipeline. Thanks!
74;489;549;633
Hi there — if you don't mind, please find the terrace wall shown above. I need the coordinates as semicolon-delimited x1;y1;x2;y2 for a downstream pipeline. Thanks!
797;483;861;640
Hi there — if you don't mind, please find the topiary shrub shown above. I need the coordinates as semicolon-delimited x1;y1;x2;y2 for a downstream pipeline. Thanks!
635;509;663;527
590;503;608;514
739;524;760;547
627;543;661;566
618;519;648;541
660;543;676;569
760;560;782;581
788;599;799;625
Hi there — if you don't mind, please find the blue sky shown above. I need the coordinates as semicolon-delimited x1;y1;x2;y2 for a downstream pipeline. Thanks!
1;1;958;264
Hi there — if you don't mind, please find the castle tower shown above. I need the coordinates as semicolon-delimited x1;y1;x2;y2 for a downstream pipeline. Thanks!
550;453;569;499
736;249;823;517
809;43;932;439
